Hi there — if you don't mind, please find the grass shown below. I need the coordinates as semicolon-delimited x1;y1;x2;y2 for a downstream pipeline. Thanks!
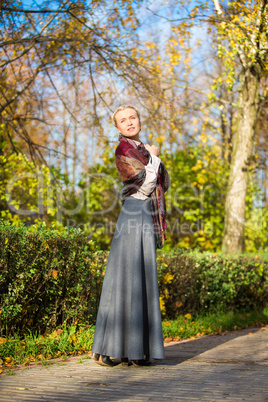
0;325;95;372
162;309;268;340
0;309;267;372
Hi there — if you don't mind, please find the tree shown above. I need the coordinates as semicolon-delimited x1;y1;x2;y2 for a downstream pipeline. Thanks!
0;0;155;164
210;0;268;253
158;0;268;253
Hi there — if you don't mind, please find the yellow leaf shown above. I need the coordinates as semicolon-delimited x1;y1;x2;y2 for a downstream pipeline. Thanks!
163;273;174;284
184;313;192;320
159;296;166;314
69;334;77;344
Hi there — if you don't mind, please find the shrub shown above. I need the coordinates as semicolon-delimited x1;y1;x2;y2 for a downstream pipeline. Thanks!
0;221;106;336
158;250;268;318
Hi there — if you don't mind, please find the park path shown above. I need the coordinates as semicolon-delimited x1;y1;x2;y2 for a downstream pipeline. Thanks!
0;326;267;401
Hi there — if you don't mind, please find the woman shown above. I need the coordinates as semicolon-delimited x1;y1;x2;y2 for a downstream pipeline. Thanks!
92;105;169;367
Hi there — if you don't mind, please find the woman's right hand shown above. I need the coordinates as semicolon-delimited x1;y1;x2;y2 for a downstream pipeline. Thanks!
145;144;160;157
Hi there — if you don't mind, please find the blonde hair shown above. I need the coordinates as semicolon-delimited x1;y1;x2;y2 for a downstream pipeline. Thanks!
112;105;140;127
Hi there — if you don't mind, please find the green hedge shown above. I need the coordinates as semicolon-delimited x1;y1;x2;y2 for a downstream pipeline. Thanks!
1;221;268;337
158;250;268;318
0;221;106;337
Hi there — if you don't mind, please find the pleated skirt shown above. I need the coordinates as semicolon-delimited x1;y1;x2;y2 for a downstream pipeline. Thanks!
91;197;165;360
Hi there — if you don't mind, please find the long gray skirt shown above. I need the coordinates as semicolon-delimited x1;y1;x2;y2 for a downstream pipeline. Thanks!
92;197;165;360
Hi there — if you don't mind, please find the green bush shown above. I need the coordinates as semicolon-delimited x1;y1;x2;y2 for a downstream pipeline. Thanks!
158;250;268;318
1;221;267;337
0;221;106;337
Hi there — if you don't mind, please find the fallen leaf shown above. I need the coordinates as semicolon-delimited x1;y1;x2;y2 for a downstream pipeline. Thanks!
164;337;173;342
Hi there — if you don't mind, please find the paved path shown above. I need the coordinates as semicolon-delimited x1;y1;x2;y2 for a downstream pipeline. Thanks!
0;327;268;401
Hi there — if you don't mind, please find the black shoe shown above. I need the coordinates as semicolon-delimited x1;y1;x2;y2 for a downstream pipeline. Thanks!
121;357;129;367
131;358;152;367
95;355;114;367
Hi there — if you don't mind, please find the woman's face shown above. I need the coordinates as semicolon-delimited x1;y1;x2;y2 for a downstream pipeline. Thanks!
115;108;141;141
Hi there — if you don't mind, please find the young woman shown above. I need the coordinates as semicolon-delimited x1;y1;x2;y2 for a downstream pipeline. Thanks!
92;105;169;367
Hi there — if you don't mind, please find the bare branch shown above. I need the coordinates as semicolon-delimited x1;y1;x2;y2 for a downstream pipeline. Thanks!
0;3;70;67
5;124;18;154
165;84;232;106
0;36;80;47
0;6;71;14
0;64;44;114
0;43;36;68
30;42;80;124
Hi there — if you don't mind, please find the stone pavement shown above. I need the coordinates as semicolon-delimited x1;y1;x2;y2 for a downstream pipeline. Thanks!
0;326;268;401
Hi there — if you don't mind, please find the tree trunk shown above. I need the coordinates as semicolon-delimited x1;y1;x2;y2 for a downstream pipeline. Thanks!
222;67;260;254
264;146;267;208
